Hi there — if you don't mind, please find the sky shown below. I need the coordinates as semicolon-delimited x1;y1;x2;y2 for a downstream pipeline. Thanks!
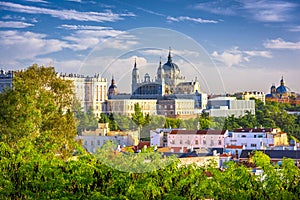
0;0;299;94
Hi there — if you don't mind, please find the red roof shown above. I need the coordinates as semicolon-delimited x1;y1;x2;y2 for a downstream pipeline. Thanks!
137;141;150;150
170;130;226;135
226;145;243;149
233;128;273;133
220;153;232;157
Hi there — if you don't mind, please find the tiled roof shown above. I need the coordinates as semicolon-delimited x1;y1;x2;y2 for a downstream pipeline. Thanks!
170;129;226;135
233;128;273;133
137;141;150;150
226;145;243;149
240;150;300;159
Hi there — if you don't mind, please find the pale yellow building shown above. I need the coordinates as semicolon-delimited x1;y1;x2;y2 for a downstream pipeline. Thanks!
106;99;157;117
60;73;108;118
242;91;265;103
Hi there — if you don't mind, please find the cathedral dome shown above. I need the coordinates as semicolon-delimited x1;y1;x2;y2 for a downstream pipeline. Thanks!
108;77;118;96
275;76;291;95
276;85;291;94
162;48;180;73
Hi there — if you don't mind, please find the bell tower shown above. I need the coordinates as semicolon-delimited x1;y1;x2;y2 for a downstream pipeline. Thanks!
132;58;139;94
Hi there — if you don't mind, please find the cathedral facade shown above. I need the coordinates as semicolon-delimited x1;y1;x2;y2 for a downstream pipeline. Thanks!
266;77;294;99
106;49;208;119
131;49;201;98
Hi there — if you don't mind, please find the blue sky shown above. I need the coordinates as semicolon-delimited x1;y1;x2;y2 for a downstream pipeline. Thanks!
0;0;299;94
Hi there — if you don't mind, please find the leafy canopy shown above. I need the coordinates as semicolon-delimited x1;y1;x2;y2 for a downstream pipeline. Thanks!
0;65;77;155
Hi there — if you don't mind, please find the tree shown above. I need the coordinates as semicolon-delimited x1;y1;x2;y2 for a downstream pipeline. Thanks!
0;65;77;155
131;103;151;140
199;112;211;129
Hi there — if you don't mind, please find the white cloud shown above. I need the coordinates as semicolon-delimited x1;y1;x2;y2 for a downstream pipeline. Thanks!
136;7;165;17
212;48;243;67
0;1;135;22
63;29;125;51
167;16;218;24
242;0;297;22
0;21;34;28
264;38;300;50
244;50;272;58
289;26;300;32
98;34;139;50
191;0;297;23
191;2;236;15
25;0;48;3
140;48;200;58
0;30;68;62
58;24;113;30
212;47;272;67
67;0;81;2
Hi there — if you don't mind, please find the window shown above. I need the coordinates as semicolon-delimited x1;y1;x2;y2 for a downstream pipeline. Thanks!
195;140;199;145
97;140;100;145
180;140;183;145
203;140;206;145
186;140;190;145
84;140;87;146
210;140;214;146
251;144;257;147
218;140;222;145
170;140;175;144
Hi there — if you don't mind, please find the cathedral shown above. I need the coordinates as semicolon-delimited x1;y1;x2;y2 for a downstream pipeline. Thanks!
131;48;201;98
106;48;208;118
266;76;293;99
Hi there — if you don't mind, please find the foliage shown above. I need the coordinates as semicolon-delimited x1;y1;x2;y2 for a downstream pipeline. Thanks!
131;103;151;128
73;101;98;134
219;99;300;140
0;142;300;199
0;65;77;155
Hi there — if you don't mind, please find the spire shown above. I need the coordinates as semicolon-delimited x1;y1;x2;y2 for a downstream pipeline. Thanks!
280;76;284;86
168;47;172;63
111;75;115;85
159;57;162;68
134;57;137;69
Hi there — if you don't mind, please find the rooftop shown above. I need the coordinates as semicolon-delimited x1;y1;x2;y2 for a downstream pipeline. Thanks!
170;129;227;135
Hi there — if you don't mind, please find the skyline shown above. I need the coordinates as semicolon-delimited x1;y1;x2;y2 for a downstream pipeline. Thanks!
0;0;299;94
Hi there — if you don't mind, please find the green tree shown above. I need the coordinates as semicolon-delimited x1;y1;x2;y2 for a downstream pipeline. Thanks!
131;103;151;140
199;112;211;129
0;65;77;155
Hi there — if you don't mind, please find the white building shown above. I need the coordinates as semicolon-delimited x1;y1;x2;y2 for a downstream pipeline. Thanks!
76;128;139;153
225;128;288;150
167;129;228;149
150;128;186;147
206;96;255;117
60;73;108;118
76;135;134;153
106;99;157;117
0;69;13;92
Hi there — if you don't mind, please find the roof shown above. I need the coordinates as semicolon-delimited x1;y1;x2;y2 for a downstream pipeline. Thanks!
233;128;274;133
226;145;243;149
240;150;300;160
137;141;150;150
170;129;227;135
276;85;291;94
162;49;180;72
